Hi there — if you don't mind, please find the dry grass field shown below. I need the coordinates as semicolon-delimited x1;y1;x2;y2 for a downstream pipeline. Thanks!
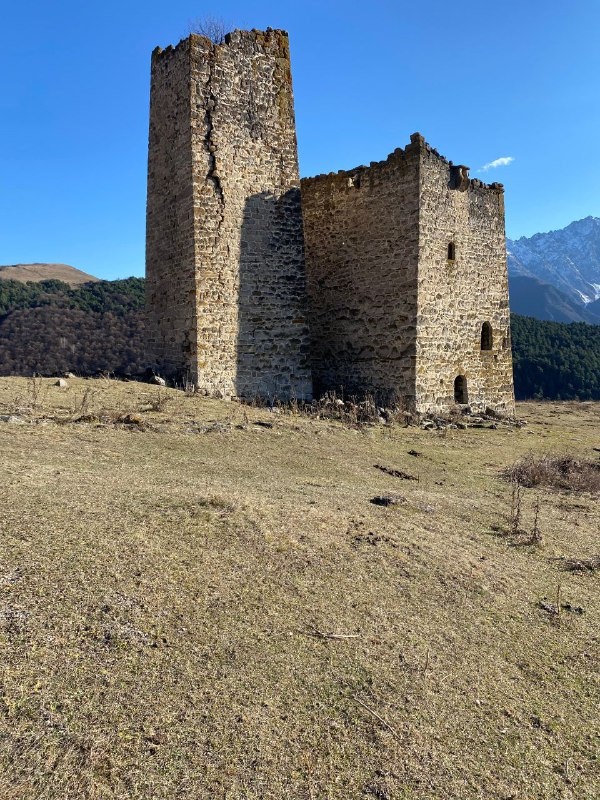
0;377;598;799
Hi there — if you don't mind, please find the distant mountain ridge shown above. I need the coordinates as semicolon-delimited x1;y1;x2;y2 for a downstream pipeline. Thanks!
0;263;99;286
509;275;600;325
507;216;600;322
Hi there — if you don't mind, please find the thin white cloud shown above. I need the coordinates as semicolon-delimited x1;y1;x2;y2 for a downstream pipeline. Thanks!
478;156;514;173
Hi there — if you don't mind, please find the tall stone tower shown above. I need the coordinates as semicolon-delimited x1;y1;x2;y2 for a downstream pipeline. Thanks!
146;29;313;400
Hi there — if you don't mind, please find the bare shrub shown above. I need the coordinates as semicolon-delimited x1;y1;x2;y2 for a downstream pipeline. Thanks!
28;375;45;410
504;454;600;493
183;378;196;397
7;375;47;415
529;495;543;546
188;16;230;44
510;479;524;533
72;387;96;419
146;389;170;413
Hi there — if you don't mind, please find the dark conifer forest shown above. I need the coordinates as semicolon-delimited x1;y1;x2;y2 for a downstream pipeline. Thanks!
510;314;600;400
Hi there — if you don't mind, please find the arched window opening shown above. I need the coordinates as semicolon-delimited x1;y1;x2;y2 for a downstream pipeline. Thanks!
447;241;455;261
454;375;468;404
481;322;493;351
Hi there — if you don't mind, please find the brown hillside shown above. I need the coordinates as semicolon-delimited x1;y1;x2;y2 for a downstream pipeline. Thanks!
0;263;99;286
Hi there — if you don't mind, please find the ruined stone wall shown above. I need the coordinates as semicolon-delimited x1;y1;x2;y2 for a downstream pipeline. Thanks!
415;136;515;413
147;30;312;399
146;40;197;377
301;142;421;403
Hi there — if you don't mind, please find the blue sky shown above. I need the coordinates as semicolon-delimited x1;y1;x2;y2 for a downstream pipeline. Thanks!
2;0;599;280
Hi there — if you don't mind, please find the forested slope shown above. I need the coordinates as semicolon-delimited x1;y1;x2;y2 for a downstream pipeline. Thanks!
0;278;145;376
511;314;600;400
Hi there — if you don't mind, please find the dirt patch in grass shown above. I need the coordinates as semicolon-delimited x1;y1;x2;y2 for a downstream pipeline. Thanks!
558;555;600;573
374;464;418;480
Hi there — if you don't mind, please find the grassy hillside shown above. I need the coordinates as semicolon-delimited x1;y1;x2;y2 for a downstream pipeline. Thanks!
0;263;99;286
0;377;598;799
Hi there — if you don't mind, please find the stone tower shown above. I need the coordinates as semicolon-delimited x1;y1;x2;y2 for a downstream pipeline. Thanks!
301;134;515;414
146;29;313;400
146;29;514;415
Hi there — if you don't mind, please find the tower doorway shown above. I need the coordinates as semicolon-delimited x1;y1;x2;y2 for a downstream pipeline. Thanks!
454;375;468;404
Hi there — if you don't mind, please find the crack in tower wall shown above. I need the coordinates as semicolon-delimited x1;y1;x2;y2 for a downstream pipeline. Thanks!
203;58;225;227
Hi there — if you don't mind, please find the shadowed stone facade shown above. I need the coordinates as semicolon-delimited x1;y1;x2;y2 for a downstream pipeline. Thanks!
301;143;420;406
146;29;515;414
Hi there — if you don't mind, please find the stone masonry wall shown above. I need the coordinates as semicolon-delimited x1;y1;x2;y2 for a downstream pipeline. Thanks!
415;136;515;413
147;30;312;400
146;40;197;377
301;142;421;404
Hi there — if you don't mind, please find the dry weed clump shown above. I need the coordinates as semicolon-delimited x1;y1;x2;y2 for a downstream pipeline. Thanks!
197;494;236;514
504;453;600;493
243;391;416;428
8;375;48;414
143;388;171;412
501;481;544;547
71;386;97;419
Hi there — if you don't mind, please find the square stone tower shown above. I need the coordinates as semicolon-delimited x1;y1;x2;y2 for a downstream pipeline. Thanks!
146;29;313;400
301;133;515;414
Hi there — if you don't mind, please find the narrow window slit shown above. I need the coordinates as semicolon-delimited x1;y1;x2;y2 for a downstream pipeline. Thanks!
481;322;493;351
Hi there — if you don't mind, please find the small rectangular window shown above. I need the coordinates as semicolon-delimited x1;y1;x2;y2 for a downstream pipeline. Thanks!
481;322;493;351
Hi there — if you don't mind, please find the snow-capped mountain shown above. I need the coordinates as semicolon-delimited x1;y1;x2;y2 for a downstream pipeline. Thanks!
507;217;600;317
